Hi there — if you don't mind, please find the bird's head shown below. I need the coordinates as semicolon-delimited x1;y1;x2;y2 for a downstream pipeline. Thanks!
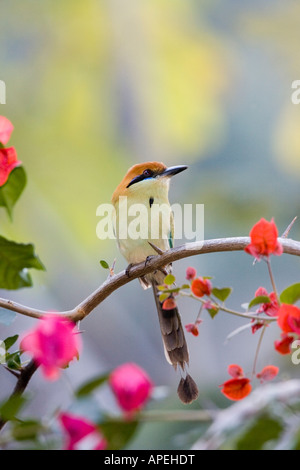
112;161;187;204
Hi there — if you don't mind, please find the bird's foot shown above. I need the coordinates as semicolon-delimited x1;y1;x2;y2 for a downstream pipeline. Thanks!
125;263;134;277
144;255;155;267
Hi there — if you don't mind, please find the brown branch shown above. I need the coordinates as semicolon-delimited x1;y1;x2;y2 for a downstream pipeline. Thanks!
0;360;38;431
0;236;299;323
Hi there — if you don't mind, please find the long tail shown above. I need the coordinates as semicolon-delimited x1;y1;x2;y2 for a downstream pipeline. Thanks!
151;280;199;404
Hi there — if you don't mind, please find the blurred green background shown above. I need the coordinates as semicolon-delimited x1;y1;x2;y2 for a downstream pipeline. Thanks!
0;0;299;449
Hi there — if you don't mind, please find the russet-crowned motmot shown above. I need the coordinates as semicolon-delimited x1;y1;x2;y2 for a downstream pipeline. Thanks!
112;162;199;404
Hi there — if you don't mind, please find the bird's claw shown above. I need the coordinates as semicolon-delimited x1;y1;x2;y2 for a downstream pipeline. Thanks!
145;255;155;267
125;263;134;277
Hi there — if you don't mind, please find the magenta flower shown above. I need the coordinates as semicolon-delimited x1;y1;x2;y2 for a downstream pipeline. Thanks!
20;314;81;380
186;266;197;281
0;116;14;145
255;287;279;317
0;147;21;186
59;412;107;450
109;363;153;415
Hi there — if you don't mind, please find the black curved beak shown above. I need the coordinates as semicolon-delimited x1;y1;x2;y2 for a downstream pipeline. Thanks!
160;165;188;178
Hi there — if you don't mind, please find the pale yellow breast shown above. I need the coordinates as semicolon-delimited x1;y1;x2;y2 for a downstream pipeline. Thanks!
113;178;173;264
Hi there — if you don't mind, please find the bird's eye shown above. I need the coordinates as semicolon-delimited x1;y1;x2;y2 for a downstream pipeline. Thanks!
143;169;153;177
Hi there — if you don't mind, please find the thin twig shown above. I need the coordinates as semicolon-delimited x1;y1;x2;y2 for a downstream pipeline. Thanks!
181;291;277;322
266;258;279;303
252;325;267;377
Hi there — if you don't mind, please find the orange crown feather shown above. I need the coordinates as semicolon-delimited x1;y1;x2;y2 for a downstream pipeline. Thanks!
111;161;167;204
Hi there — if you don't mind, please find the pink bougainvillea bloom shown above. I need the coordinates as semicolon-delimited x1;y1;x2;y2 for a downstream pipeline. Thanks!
251;319;265;334
186;267;197;281
0;116;14;145
274;333;294;355
20;314;81;380
0;147;21;186
185;322;201;336
191;277;212;298
162;297;177;310
256;365;279;383
220;377;252;401
59;412;107;450
109;363;153;414
244;218;283;260
227;364;244;378
255;287;279;317
277;304;300;334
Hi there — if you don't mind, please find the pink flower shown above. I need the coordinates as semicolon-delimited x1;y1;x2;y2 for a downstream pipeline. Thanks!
185;323;199;336
255;287;279;317
186;267;197;281
0;116;14;145
256;365;279;384
251;319;265;334
162;297;177;310
227;364;244;378
274;333;293;355
109;363;153;415
220;364;252;401
277;304;300;334
220;378;252;401
191;277;212;297
0;147;21;186
185;319;202;336
20;314;81;380
244;218;283;260
59;412;107;450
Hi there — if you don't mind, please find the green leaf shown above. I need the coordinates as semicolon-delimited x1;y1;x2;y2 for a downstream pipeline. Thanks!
0;394;26;421
99;260;109;269
248;295;271;310
0;235;45;289
211;287;232;302
280;283;300;305
75;373;109;397
12;419;43;441
4;334;18;351
180;284;190;289
6;351;22;370
236;414;283;450
159;293;169;302
0;167;26;218
0;142;4;149
101;419;139;450
158;287;180;294
207;306;219;319
164;274;176;285
0;308;16;325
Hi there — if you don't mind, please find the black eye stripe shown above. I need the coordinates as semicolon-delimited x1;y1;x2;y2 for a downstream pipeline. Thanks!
126;169;156;188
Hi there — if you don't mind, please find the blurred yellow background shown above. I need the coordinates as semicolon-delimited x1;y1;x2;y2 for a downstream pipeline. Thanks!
0;0;299;449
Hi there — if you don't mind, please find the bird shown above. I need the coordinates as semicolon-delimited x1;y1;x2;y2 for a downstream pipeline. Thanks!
111;161;199;404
